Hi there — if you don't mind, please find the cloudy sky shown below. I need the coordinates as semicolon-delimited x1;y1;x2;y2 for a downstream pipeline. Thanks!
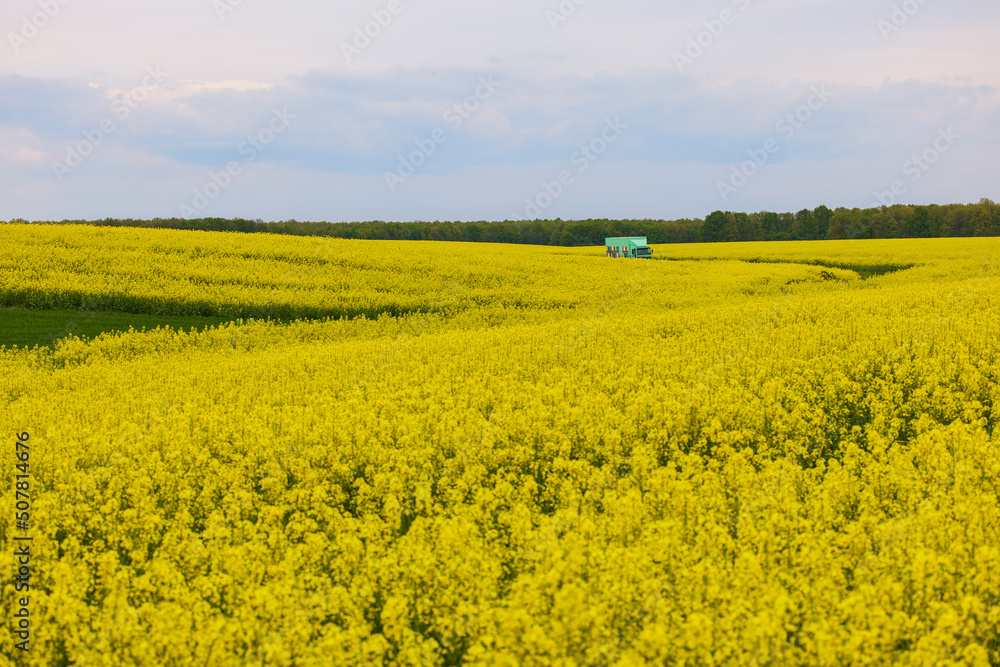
2;0;998;223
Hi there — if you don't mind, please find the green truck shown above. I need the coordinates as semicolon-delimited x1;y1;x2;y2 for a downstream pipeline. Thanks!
605;237;653;259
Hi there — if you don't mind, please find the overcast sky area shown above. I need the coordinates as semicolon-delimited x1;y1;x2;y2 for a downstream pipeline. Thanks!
1;0;998;223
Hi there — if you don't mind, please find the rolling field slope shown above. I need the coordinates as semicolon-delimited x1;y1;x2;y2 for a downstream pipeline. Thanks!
1;224;998;665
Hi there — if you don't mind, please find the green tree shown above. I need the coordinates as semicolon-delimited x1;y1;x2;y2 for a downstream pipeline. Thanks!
761;211;780;239
702;211;728;242
827;208;848;240
794;209;815;239
813;205;833;239
746;212;765;242
968;199;997;237
976;198;1000;237
775;212;796;240
548;222;565;245
906;206;931;237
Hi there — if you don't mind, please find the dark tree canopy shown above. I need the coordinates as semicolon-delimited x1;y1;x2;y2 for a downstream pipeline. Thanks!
9;201;999;246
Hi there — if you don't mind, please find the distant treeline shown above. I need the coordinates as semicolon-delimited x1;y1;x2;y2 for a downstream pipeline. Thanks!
13;199;999;245
701;200;1000;242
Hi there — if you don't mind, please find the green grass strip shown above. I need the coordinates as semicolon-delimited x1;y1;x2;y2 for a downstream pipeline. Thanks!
0;307;235;349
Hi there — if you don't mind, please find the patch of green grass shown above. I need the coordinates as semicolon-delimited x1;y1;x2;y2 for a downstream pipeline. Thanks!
655;256;915;280
0;308;236;349
793;259;916;280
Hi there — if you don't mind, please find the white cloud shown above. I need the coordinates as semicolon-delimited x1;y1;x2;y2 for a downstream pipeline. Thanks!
1;0;998;221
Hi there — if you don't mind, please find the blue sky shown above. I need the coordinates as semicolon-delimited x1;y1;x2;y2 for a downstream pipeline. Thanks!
1;0;998;222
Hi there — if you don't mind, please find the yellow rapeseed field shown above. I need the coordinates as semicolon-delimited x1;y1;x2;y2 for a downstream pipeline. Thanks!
1;224;998;665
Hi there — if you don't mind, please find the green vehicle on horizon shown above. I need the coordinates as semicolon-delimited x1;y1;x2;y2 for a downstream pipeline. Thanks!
605;236;653;259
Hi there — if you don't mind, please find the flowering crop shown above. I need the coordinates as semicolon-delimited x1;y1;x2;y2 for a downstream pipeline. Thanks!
1;225;998;665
